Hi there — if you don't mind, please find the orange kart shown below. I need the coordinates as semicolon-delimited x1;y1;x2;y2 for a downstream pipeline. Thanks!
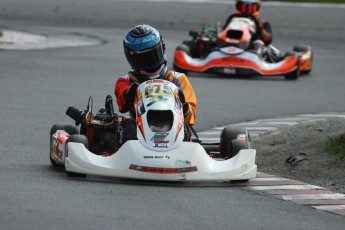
173;15;313;80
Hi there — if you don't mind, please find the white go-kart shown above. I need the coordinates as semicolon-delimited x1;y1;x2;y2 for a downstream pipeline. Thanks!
50;79;257;181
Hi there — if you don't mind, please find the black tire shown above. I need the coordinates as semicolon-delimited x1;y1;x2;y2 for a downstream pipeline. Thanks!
293;44;311;53
229;140;251;183
66;171;87;177
65;134;89;177
180;42;192;51
181;40;198;57
67;134;89;150
284;67;299;80
118;118;137;148
173;63;188;74
231;139;250;156
49;124;79;167
173;44;190;74
284;53;300;80
220;127;248;159
293;44;313;75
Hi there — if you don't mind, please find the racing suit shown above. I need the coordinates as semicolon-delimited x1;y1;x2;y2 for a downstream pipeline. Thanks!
115;69;197;126
257;19;272;46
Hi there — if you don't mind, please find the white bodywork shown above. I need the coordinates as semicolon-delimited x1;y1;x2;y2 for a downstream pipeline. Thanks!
57;80;257;181
65;140;257;181
135;80;185;151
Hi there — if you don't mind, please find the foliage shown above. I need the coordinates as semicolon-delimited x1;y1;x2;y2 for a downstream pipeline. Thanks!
267;140;286;146
324;134;345;160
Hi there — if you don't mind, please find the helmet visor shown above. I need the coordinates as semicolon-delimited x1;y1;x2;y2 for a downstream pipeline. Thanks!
126;42;165;72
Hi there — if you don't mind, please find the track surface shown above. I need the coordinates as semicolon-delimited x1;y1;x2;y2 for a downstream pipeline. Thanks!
1;1;345;229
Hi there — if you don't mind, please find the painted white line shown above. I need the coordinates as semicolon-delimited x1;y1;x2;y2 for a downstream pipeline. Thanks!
248;185;324;190
260;118;308;121
265;122;298;126
276;194;345;200
230;122;260;126
313;205;345;211
245;127;279;131
299;114;345;118
250;177;289;182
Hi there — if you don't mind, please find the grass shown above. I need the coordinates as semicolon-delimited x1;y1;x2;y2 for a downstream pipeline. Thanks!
267;140;286;146
324;134;345;160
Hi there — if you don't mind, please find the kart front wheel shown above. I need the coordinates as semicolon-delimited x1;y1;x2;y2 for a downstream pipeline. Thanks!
284;67;299;80
231;139;250;155
50;123;79;167
173;63;188;74
65;134;89;177
229;140;251;183
220;127;249;159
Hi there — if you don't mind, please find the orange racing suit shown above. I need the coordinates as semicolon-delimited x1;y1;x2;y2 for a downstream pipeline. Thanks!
115;70;197;125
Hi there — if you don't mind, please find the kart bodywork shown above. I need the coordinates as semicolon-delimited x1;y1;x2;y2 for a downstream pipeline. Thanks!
50;80;257;181
65;141;256;181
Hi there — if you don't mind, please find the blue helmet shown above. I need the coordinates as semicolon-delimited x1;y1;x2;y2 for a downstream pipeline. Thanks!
123;25;167;72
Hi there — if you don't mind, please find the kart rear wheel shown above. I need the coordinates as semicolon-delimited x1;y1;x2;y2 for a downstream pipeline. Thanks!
182;40;201;58
220;127;249;159
65;134;88;177
50;124;79;167
118;118;137;148
293;45;313;75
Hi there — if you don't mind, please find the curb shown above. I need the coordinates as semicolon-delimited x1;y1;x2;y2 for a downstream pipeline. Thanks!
197;112;345;217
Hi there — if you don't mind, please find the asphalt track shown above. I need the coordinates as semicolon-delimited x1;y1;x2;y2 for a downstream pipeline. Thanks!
1;0;345;229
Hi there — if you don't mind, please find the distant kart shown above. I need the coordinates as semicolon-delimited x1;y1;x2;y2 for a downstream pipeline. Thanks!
49;80;257;181
173;14;313;80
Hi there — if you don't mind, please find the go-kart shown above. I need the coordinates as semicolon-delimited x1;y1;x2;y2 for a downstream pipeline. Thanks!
49;79;257;181
173;14;313;80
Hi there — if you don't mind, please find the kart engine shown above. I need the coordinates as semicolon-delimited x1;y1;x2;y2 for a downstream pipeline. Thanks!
84;112;119;154
66;96;119;155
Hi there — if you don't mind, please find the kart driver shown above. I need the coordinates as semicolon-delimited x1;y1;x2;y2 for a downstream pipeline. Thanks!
223;0;282;62
114;25;197;142
225;0;272;46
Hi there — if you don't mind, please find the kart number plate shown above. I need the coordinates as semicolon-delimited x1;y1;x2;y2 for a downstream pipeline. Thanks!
224;66;236;74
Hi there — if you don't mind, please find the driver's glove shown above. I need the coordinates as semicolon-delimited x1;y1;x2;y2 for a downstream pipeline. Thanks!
124;82;139;106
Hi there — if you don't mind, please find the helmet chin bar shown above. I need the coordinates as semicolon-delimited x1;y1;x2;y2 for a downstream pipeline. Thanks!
140;64;167;79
